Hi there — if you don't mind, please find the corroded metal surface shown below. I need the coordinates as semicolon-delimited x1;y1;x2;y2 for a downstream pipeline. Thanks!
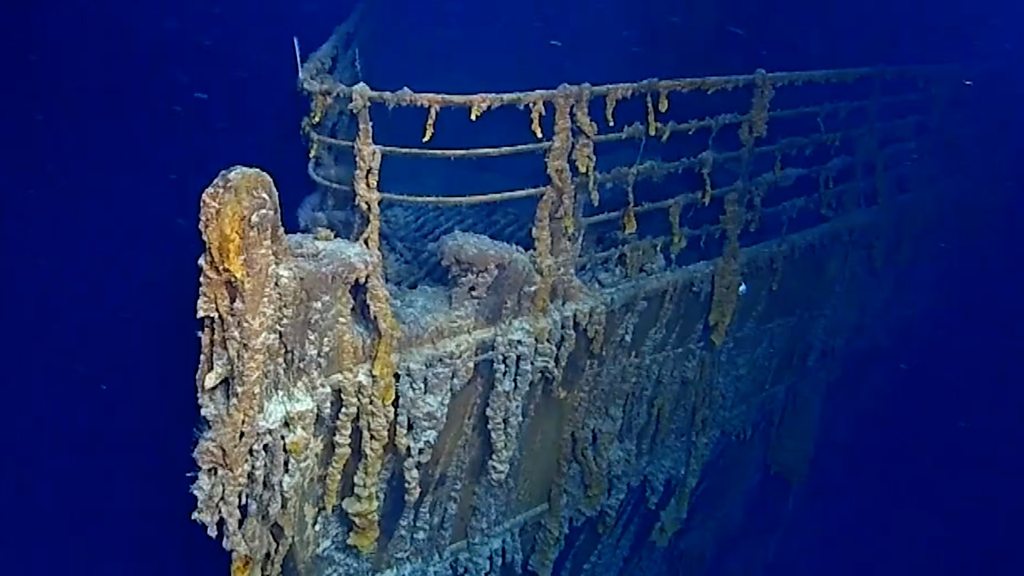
191;8;950;574
192;172;928;576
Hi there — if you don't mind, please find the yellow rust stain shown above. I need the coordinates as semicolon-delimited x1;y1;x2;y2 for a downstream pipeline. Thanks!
372;329;397;405
230;555;252;576
212;196;246;282
207;170;272;284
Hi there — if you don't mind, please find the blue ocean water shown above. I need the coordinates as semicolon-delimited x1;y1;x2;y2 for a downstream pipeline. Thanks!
7;0;1022;574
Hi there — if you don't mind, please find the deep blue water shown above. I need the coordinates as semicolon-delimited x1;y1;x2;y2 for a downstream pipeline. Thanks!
7;0;1022;574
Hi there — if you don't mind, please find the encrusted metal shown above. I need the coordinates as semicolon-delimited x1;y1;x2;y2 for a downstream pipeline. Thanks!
190;5;953;575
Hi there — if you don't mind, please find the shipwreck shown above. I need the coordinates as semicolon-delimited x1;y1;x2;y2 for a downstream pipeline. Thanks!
189;6;954;575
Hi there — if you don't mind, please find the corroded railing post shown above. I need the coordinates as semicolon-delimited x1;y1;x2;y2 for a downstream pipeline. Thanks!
341;83;400;555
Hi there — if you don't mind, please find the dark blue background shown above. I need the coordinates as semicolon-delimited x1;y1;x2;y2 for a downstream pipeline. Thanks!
7;0;1021;574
